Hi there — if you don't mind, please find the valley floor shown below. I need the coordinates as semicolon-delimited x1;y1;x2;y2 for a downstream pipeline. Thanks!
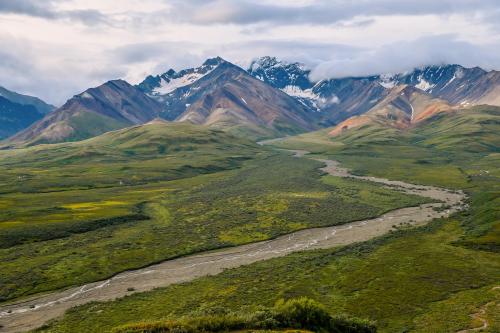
0;151;465;332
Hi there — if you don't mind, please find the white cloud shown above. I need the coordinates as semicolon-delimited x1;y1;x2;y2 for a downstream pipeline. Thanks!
310;35;500;80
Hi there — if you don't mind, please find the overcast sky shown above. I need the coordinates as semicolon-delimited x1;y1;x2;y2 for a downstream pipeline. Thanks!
1;0;500;105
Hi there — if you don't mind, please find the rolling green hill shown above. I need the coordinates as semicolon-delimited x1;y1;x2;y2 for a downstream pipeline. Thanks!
0;120;260;198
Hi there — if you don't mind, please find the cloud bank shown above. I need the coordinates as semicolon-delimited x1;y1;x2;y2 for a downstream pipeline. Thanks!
310;35;500;81
166;0;500;26
0;0;499;104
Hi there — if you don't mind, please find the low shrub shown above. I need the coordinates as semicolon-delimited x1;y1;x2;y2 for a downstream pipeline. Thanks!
111;297;376;333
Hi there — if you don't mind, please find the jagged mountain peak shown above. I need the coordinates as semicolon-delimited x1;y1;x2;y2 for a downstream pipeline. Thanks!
202;56;226;67
248;56;310;89
247;56;332;113
376;64;490;94
250;56;307;70
251;56;279;68
138;57;228;96
247;57;499;123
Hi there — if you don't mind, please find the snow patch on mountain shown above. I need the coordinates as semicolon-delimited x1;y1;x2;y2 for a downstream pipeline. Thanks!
329;96;340;104
282;85;319;100
153;68;216;95
139;57;225;98
415;76;436;92
442;74;457;89
379;74;396;89
81;92;94;99
455;67;465;79
248;56;312;91
281;85;340;111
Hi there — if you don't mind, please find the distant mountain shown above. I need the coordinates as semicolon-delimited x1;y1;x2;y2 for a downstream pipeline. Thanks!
0;97;45;139
138;57;226;120
248;57;500;124
6;80;162;146
313;78;389;124
7;57;499;147
139;57;318;138
0;86;55;114
376;65;500;106
247;56;312;91
0;87;55;139
329;85;454;136
247;57;390;123
6;57;320;147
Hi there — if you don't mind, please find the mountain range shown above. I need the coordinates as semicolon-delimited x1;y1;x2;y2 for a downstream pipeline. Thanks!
248;56;500;122
2;56;500;146
138;57;317;138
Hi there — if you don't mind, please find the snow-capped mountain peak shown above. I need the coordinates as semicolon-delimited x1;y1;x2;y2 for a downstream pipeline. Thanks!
138;57;226;96
248;56;311;90
247;56;336;111
137;56;500;127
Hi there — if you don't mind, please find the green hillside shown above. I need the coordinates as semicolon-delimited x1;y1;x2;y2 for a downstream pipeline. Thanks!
12;111;132;147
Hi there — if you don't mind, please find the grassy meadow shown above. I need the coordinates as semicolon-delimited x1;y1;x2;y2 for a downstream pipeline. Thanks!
0;122;427;302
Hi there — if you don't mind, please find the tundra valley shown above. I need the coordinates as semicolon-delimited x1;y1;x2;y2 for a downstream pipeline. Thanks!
0;2;499;333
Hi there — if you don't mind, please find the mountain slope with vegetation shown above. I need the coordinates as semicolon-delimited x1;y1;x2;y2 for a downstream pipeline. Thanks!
5;80;162;146
272;105;500;250
329;85;454;135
